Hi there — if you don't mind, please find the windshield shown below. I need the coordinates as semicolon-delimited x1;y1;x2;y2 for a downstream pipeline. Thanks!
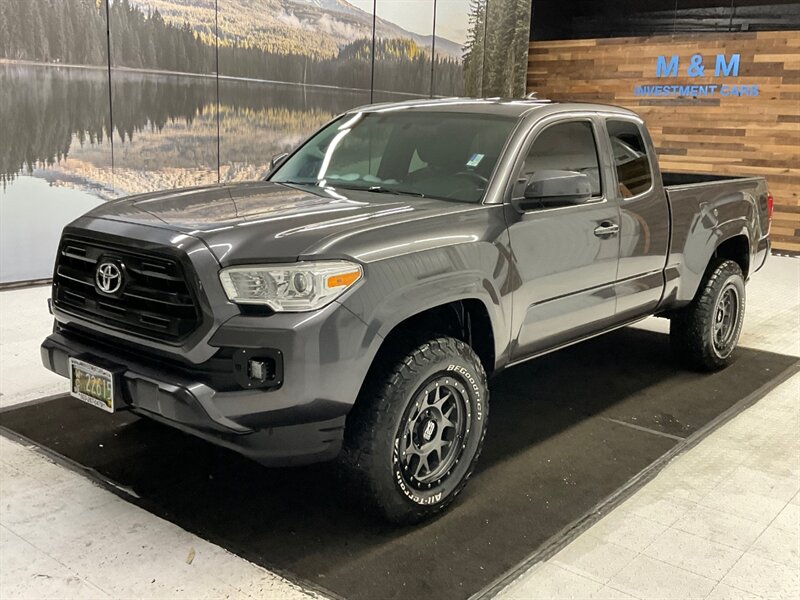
270;111;517;203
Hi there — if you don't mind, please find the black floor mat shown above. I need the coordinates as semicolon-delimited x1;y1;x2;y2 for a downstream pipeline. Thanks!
1;328;796;600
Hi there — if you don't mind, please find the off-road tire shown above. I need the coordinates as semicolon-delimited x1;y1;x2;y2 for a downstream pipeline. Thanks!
670;259;746;371
341;336;489;524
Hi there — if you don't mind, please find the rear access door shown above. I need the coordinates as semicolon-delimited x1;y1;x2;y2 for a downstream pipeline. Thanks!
601;117;670;319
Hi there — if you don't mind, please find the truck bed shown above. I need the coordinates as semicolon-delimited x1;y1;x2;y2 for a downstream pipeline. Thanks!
662;171;753;188
662;172;769;230
662;171;770;235
663;171;769;234
661;171;770;300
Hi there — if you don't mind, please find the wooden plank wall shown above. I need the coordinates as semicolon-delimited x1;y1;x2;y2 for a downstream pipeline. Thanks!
527;31;800;254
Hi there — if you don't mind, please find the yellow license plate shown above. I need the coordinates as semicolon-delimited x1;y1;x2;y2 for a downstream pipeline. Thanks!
69;358;115;413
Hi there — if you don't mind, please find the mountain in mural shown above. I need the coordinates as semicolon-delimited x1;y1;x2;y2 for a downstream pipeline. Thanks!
0;0;465;93
136;0;464;59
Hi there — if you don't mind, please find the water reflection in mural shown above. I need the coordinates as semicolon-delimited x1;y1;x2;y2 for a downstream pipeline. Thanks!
0;0;531;283
0;65;113;192
216;0;372;182
108;0;219;191
219;80;367;182
0;64;373;195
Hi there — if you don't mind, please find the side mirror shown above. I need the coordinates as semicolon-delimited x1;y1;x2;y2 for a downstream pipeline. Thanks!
512;170;593;211
269;152;289;172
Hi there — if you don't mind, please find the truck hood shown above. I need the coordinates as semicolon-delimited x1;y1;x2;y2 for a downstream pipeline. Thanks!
86;182;477;263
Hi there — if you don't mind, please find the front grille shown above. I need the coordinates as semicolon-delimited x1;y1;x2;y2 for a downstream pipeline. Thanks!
53;235;201;342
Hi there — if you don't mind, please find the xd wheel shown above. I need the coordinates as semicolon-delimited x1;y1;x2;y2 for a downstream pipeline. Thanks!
343;336;489;524
395;378;470;497
711;283;742;359
670;259;746;371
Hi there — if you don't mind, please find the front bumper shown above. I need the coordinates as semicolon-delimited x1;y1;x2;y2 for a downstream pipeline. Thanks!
43;218;383;466
42;297;376;466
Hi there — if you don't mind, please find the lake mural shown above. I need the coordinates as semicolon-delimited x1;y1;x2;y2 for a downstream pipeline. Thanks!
0;0;532;283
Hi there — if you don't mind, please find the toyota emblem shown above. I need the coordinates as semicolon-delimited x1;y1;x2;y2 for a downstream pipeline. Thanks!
96;262;123;295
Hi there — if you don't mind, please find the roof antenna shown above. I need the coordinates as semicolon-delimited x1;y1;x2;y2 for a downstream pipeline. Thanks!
525;91;539;100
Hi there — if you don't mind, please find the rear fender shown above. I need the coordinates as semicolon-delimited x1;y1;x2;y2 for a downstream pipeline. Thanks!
661;189;757;306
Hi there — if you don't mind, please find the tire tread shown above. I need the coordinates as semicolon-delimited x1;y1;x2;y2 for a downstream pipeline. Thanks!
670;259;745;371
341;336;489;524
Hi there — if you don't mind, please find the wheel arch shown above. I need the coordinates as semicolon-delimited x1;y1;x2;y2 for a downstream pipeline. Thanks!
713;234;750;279
345;297;497;436
662;224;754;309
368;298;496;378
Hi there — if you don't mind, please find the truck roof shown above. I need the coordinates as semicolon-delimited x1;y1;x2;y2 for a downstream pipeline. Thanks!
348;97;639;119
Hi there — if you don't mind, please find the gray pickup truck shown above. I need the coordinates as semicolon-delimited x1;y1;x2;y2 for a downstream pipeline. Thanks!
42;99;772;523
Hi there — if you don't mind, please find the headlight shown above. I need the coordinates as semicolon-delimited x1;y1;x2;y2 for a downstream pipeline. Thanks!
219;261;362;312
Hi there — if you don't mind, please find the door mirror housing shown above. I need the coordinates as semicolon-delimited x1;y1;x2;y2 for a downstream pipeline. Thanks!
268;152;289;173
513;170;593;211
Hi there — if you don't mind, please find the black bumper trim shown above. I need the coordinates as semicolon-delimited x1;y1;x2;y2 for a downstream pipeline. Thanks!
40;332;345;466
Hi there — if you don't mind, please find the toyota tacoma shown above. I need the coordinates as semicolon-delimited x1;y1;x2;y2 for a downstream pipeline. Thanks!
42;99;773;523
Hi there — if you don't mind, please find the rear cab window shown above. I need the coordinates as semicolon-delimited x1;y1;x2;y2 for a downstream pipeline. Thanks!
606;119;653;198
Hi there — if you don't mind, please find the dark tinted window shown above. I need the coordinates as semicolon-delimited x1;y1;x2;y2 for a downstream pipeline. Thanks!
523;121;602;197
607;119;653;197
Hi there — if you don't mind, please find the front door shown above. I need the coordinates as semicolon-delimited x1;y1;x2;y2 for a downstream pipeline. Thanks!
507;117;621;361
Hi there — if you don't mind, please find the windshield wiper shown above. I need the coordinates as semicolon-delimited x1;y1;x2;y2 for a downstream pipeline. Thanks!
279;181;427;199
372;186;427;198
275;180;316;186
333;184;426;198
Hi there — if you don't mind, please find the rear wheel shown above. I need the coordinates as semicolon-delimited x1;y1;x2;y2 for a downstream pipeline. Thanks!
670;259;746;371
342;336;489;524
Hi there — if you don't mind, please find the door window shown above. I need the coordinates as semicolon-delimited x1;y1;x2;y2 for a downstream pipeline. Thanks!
522;121;603;198
606;120;653;197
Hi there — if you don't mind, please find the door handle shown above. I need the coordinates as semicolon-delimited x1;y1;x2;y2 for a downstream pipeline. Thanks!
594;222;620;237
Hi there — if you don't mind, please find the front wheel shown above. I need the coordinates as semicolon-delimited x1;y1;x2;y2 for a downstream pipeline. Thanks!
670;259;746;371
342;336;489;524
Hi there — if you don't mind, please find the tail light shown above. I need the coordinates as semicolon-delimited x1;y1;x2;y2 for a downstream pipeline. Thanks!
766;192;774;235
